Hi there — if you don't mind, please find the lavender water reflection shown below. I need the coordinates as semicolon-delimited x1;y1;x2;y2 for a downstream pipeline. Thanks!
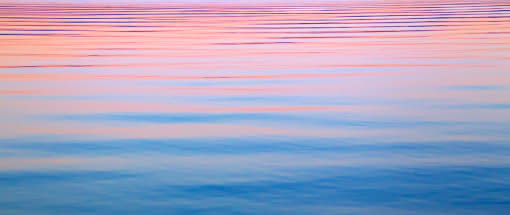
1;0;510;214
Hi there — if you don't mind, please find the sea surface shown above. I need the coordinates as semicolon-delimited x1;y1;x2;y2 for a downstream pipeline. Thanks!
1;0;510;214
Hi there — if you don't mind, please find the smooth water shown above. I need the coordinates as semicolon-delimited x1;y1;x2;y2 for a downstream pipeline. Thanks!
1;0;510;214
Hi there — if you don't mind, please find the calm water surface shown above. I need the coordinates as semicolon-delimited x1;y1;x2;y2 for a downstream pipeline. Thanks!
1;0;510;214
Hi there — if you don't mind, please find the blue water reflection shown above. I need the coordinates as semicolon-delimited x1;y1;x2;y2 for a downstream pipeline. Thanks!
1;0;510;214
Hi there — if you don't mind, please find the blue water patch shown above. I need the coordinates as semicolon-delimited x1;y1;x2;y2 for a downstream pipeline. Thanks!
44;112;510;129
1;167;509;215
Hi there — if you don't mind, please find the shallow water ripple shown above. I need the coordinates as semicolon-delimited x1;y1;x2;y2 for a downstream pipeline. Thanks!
1;1;510;214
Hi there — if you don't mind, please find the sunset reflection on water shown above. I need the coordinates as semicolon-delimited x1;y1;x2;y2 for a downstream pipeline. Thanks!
1;1;510;214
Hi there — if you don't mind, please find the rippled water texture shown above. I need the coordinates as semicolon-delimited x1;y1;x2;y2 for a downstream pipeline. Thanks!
1;0;510;214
